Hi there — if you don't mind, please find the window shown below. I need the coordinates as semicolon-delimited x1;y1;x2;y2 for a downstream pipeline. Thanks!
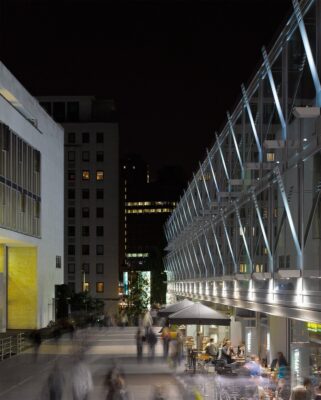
82;226;90;236
82;207;89;218
96;282;104;293
56;256;61;269
96;171;104;181
96;151;104;162
267;153;275;162
68;171;76;181
82;151;90;161
68;189;75;199
82;245;90;255
53;102;65;122
68;132;76;143
68;263;75;273
82;263;90;273
96;226;104;236
96;132;104;143
96;208;104;218
68;226;75;236
96;245;104;255
83;282;89;292
68;151;75;161
68;245;75;255
96;263;104;274
82;132;90;143
96;189;104;199
68;207;75;218
82;189;90;199
67;102;79;122
82;170;90;180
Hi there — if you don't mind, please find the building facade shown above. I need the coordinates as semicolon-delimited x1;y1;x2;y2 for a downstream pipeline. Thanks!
0;62;64;332
165;0;321;382
38;96;119;312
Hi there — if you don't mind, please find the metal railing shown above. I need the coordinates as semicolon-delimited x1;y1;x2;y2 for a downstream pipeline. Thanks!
0;333;25;361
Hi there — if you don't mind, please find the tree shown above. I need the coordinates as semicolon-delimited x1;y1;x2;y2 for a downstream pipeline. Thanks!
128;271;149;321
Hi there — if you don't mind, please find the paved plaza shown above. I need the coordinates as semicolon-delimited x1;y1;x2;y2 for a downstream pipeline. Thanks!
0;327;184;400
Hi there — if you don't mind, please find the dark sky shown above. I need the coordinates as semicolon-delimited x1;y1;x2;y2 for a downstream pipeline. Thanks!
0;0;291;179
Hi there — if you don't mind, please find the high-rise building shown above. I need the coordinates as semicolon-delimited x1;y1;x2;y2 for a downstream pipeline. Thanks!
38;96;119;313
0;62;64;332
120;155;184;304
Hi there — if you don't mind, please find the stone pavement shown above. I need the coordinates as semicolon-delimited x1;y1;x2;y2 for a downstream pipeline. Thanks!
0;326;185;400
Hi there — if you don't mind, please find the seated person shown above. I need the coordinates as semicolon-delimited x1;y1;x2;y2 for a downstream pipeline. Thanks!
244;355;261;377
205;338;218;358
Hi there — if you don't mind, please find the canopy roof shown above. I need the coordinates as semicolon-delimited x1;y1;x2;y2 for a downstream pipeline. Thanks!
168;302;230;326
157;299;194;317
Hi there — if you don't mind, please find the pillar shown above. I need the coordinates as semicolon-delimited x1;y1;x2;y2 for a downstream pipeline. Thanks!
268;315;288;365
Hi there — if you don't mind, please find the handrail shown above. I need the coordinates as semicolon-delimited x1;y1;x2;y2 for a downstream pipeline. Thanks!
0;333;25;361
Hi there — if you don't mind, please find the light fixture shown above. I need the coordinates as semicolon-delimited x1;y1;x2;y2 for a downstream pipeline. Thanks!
293;106;320;119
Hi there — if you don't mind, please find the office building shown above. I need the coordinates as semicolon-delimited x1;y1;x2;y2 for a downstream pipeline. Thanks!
0;62;64;332
39;96;119;312
165;0;321;383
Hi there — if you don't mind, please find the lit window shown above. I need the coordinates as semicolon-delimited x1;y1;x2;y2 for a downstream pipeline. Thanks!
96;282;104;293
83;282;89;292
96;171;104;181
267;153;275;162
82;170;90;180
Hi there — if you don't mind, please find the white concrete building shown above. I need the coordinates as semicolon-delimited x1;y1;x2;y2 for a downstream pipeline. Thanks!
0;62;64;332
38;96;119;313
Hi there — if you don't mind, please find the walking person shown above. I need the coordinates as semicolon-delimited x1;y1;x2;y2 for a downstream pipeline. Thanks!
146;327;157;361
31;329;42;362
71;357;93;400
41;362;65;400
135;328;144;361
161;326;170;359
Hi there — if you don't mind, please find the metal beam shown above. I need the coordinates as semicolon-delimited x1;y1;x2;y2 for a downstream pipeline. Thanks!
235;204;253;272
241;84;263;162
216;133;230;184
199;161;211;206
293;0;321;106
197;236;208;279
274;167;302;268
211;222;226;276
194;173;205;211
227;111;244;178
221;212;238;274
207;149;220;193
262;47;287;140
203;229;216;277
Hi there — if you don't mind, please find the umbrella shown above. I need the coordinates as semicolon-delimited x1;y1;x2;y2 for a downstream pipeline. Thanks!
168;302;230;326
157;299;194;317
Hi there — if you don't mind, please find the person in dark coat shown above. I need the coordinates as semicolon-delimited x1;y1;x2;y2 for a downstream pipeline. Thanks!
146;328;157;361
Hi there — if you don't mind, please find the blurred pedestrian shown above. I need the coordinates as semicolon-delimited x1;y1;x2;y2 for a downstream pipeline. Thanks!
31;329;42;361
152;384;166;400
41;362;65;400
135;328;144;361
71;357;93;400
161;326;170;359
120;311;128;328
143;311;153;335
146;328;157;361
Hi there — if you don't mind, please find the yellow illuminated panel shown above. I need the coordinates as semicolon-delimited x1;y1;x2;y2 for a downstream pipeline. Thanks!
307;322;321;333
8;247;37;329
83;282;89;292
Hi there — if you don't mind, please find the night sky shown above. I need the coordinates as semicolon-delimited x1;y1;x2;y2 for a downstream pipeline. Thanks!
0;0;291;179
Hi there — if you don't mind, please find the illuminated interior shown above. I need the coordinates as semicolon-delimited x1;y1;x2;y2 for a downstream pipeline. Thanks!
8;246;37;329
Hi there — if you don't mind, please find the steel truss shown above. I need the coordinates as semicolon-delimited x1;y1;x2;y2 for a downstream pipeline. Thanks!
164;0;321;319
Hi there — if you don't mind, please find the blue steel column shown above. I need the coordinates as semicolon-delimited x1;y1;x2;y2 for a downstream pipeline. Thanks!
241;84;263;162
293;0;321;106
262;47;287;141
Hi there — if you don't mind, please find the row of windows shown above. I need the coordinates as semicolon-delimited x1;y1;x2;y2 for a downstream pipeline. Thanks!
126;201;176;207
68;151;104;162
68;244;105;255
68;226;104;236
68;170;104;181
125;208;173;214
68;262;104;274
68;281;105;293
68;188;104;200
68;207;104;218
68;132;104;144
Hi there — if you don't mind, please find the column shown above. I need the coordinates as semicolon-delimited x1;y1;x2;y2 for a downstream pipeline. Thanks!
0;245;7;332
268;315;288;365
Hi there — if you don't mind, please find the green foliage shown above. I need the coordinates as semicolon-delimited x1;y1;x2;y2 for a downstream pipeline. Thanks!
128;271;149;319
70;291;104;313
